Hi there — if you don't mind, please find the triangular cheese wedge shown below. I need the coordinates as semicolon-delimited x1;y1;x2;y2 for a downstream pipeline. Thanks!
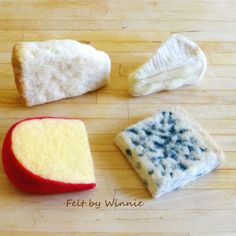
2;117;96;194
12;40;111;106
128;34;207;96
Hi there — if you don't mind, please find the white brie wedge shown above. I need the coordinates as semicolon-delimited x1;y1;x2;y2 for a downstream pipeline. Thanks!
128;34;207;96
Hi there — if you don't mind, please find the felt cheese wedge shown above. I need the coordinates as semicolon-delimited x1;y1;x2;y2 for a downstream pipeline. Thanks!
115;106;224;198
128;34;207;96
12;39;111;106
2;117;96;194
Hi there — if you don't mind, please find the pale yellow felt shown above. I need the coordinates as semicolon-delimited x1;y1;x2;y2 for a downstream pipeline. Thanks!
11;118;95;184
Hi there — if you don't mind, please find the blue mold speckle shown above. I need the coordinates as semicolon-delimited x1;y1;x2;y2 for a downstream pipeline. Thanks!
160;119;165;125
127;128;138;134
132;140;139;146
190;137;197;144
153;141;164;149
188;145;195;152
170;150;177;160
169;125;176;134
196;172;203;177
176;137;182;145
200;147;207;152
124;110;208;178
150;157;157;163
158;128;165;133
163;149;168;158
179;128;188;134
127;128;139;135
150;124;156;130
143;129;152;136
184;154;190;159
167;116;173;125
178;162;188;171
148;148;156;152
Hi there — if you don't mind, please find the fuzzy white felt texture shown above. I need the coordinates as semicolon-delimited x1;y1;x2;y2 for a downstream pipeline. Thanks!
128;34;207;96
12;40;111;106
115;106;224;198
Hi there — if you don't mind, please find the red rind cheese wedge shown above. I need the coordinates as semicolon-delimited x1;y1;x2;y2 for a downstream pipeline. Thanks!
2;117;96;194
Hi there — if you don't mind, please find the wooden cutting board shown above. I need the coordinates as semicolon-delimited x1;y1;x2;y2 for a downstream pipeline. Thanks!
0;0;236;235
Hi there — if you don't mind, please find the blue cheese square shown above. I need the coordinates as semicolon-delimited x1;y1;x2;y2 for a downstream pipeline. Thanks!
115;106;224;198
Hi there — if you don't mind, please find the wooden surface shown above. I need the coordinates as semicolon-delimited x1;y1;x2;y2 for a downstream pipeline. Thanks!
0;0;236;235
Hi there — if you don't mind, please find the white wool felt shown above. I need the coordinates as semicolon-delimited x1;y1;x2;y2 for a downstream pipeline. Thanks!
128;34;207;96
12;39;111;106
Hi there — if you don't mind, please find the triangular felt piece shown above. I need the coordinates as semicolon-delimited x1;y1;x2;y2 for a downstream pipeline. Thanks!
128;34;207;96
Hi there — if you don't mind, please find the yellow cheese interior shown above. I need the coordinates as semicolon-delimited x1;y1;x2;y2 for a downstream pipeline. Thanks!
12;119;95;184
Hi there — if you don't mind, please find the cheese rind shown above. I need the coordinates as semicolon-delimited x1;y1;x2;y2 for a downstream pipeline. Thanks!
128;34;207;96
115;106;224;198
2;117;96;194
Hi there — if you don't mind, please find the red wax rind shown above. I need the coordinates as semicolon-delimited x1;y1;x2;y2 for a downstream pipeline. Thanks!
2;117;96;194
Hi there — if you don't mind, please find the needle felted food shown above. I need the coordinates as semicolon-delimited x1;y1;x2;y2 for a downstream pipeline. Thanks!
128;34;207;96
115;106;224;198
12;39;111;106
2;117;96;194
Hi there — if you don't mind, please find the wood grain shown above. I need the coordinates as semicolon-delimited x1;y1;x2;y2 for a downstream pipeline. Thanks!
0;0;235;235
